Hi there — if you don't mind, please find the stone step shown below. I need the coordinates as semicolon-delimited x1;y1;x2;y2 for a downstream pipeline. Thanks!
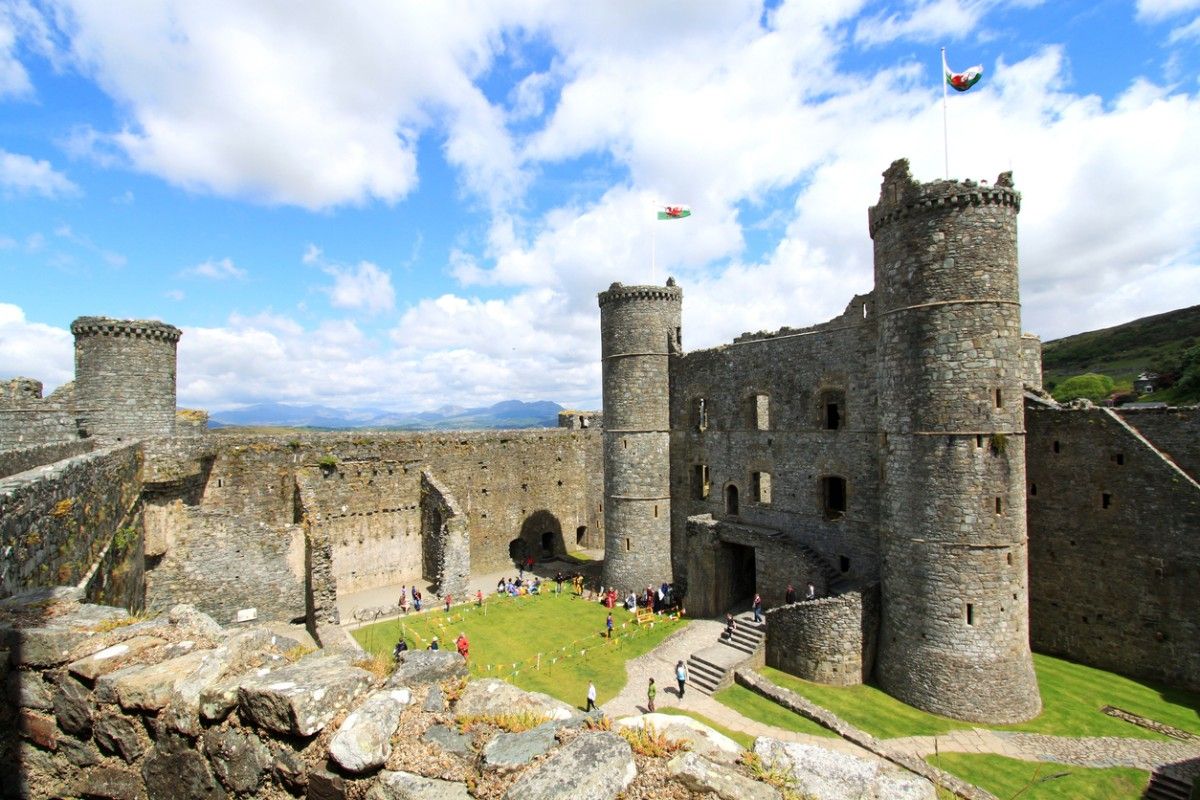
685;657;725;683
718;634;761;655
1145;771;1193;800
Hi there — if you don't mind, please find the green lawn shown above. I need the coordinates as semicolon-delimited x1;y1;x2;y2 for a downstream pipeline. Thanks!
713;684;838;739
656;707;757;750
352;591;685;708
926;753;1149;800
752;653;1200;741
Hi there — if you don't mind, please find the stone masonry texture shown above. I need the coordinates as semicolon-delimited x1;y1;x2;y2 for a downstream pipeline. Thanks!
599;281;681;592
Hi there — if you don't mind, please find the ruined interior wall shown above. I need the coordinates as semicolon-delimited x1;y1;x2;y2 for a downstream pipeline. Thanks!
1116;407;1200;482
1027;407;1200;690
421;471;470;597
139;431;602;620
0;378;82;452
0;440;96;480
670;297;880;593
765;584;879;686
0;444;141;599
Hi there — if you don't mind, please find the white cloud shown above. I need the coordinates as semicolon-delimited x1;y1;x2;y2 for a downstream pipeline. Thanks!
165;289;185;301
184;257;247;281
44;0;538;210
0;303;73;390
324;261;395;314
0;149;79;197
1168;15;1200;41
1137;0;1200;21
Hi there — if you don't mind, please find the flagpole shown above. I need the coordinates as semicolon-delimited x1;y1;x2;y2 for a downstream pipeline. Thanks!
941;47;950;179
651;204;658;284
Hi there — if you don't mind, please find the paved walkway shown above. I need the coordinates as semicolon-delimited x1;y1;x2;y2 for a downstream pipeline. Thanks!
888;729;1200;772
601;616;874;757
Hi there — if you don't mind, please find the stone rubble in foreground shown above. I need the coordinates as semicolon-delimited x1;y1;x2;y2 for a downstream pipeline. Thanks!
0;590;937;800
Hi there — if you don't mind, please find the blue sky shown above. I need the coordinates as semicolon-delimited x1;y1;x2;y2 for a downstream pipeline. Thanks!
1;0;1198;412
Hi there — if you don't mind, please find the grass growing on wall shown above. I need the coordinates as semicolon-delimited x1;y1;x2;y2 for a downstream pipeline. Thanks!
748;654;1200;741
352;591;686;708
925;753;1148;800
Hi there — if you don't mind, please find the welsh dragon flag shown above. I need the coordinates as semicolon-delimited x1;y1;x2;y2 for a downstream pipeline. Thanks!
657;205;691;220
943;52;982;92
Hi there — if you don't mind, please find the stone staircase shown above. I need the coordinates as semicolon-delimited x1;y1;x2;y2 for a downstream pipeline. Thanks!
685;610;766;695
1145;769;1194;800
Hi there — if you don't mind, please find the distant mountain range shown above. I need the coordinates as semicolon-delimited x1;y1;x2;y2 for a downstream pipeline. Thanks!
208;399;567;431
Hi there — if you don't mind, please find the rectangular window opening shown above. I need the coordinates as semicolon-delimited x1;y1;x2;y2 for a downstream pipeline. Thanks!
1030;483;1038;496
653;504;658;518
1102;493;1113;509
966;603;975;626
693;464;711;500
839;555;850;573
625;537;631;552
1053;440;1061;453
695;398;708;431
995;497;1002;514
752;394;770;430
752;471;772;504
976;434;984;448
994;388;1003;408
1113;453;1125;466
825;403;841;430
823;476;847;519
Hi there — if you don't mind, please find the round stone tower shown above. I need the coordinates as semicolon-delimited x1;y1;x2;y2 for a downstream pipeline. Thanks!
869;159;1041;723
598;280;682;592
71;316;182;442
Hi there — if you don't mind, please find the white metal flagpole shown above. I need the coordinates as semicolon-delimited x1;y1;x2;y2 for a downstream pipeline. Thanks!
941;47;950;179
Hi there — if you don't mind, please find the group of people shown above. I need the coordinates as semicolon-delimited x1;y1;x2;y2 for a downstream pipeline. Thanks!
496;575;543;596
393;631;470;660
397;585;423;613
585;661;688;714
588;582;677;613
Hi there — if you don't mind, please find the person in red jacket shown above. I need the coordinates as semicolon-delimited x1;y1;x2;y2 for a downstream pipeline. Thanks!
444;594;453;613
456;633;469;660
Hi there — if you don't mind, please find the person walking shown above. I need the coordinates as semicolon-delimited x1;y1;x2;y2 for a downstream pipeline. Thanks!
647;677;657;712
399;587;409;615
586;681;597;712
476;589;483;607
413;589;422;612
752;592;763;623
676;660;688;699
805;582;816;601
606;612;614;639
785;583;796;604
444;594;453;613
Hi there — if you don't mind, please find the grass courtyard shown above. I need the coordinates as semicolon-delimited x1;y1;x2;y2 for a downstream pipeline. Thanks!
351;590;686;708
924;754;1149;800
721;655;1200;741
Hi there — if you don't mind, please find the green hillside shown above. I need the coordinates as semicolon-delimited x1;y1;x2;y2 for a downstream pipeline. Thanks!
1041;305;1200;403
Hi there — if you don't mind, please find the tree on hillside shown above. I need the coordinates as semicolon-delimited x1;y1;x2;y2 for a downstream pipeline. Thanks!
1052;373;1115;403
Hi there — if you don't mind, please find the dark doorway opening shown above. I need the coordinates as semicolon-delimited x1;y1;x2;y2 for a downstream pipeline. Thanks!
540;531;555;557
725;484;739;516
718;542;756;609
576;525;587;546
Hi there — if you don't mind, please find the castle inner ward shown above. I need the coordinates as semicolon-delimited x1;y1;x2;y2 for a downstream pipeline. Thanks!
2;159;1197;724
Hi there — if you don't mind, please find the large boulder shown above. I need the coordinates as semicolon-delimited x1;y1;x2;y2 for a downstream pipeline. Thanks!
668;751;781;800
502;731;635;800
238;654;374;736
141;748;226;800
482;722;559;771
617;713;743;763
366;770;471;800
328;688;412;773
754;738;936;800
95;648;223;712
384;650;467;688
455;678;576;722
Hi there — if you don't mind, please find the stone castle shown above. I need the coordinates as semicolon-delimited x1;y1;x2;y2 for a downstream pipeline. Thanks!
2;159;1197;727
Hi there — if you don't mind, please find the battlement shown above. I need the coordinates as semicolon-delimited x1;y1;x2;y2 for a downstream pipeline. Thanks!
868;158;1019;238
597;280;683;307
70;316;182;342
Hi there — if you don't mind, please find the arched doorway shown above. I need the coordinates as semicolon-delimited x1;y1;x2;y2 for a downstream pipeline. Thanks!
725;484;739;516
